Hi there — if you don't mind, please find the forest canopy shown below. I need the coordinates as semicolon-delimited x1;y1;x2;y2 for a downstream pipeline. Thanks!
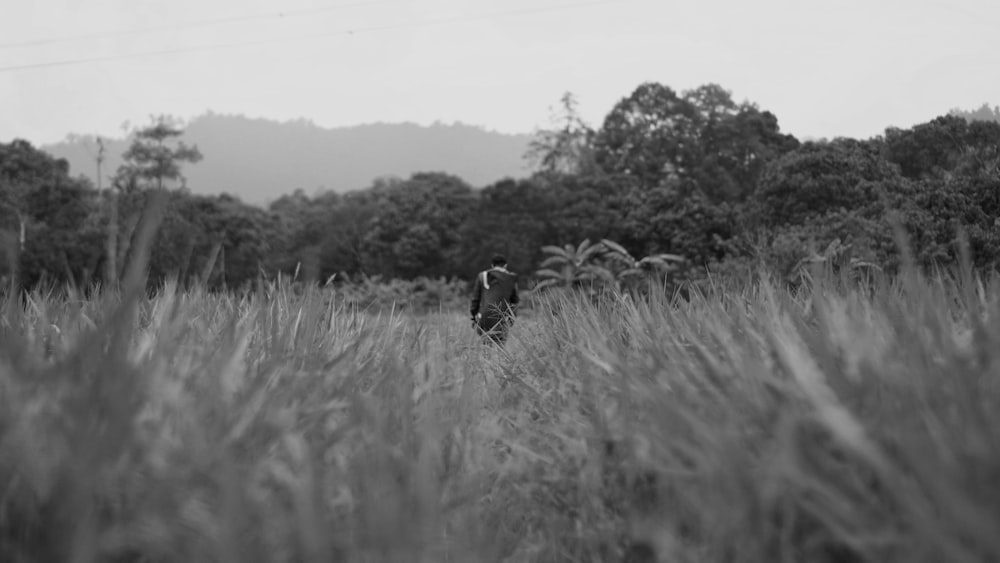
2;83;998;292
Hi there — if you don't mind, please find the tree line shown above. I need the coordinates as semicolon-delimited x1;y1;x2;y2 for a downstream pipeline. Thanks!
2;82;999;292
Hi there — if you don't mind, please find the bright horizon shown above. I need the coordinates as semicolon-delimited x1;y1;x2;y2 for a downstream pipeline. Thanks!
2;0;998;146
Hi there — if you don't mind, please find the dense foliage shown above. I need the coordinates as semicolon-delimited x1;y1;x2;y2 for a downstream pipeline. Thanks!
2;84;999;299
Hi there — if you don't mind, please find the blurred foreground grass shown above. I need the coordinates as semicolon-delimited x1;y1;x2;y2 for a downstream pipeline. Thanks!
1;263;999;563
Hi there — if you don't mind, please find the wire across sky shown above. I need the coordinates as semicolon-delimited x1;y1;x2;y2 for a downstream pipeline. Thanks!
0;0;630;73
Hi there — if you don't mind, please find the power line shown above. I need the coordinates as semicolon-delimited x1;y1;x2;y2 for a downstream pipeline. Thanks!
0;0;629;73
0;0;397;51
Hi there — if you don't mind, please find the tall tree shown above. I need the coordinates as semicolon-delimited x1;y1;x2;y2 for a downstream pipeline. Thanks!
593;82;700;187
0;140;45;253
885;115;1000;181
268;188;333;279
316;190;378;281
751;138;904;229
618;178;742;267
114;116;203;192
144;192;279;288
361;173;475;279
592;82;797;202
683;84;799;202
0;139;100;287
109;116;203;285
459;177;559;276
903;174;1000;269
525;92;599;177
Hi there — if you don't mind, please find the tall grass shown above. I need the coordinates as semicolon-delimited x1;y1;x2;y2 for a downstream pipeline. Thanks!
1;259;999;562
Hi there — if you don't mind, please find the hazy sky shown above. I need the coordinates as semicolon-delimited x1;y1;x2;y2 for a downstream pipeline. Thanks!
2;0;998;145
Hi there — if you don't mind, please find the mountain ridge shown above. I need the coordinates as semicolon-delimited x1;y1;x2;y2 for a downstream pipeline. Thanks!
41;113;537;206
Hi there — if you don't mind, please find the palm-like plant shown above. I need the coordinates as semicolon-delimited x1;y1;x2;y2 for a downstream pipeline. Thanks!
598;239;686;286
533;239;607;291
534;238;686;292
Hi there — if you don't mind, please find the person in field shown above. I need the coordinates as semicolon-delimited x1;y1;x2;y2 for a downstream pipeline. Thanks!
470;254;520;345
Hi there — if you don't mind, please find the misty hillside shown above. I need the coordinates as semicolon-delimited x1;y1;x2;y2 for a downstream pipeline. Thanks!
42;113;536;205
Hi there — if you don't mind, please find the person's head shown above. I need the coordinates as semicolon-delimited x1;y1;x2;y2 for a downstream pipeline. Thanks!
491;254;507;268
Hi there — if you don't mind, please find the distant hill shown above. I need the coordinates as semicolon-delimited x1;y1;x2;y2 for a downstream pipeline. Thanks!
42;113;536;206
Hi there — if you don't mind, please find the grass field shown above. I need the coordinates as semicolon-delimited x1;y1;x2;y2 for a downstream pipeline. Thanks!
2;261;1000;563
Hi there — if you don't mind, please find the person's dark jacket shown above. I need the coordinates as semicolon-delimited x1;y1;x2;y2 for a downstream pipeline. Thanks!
470;267;519;329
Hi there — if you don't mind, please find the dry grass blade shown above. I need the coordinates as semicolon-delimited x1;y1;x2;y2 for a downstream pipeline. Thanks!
2;253;1000;562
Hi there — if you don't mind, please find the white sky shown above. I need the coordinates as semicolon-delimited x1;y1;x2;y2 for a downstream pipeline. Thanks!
2;0;998;145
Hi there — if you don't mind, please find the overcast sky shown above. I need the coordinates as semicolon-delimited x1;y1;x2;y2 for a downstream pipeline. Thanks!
2;0;998;145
